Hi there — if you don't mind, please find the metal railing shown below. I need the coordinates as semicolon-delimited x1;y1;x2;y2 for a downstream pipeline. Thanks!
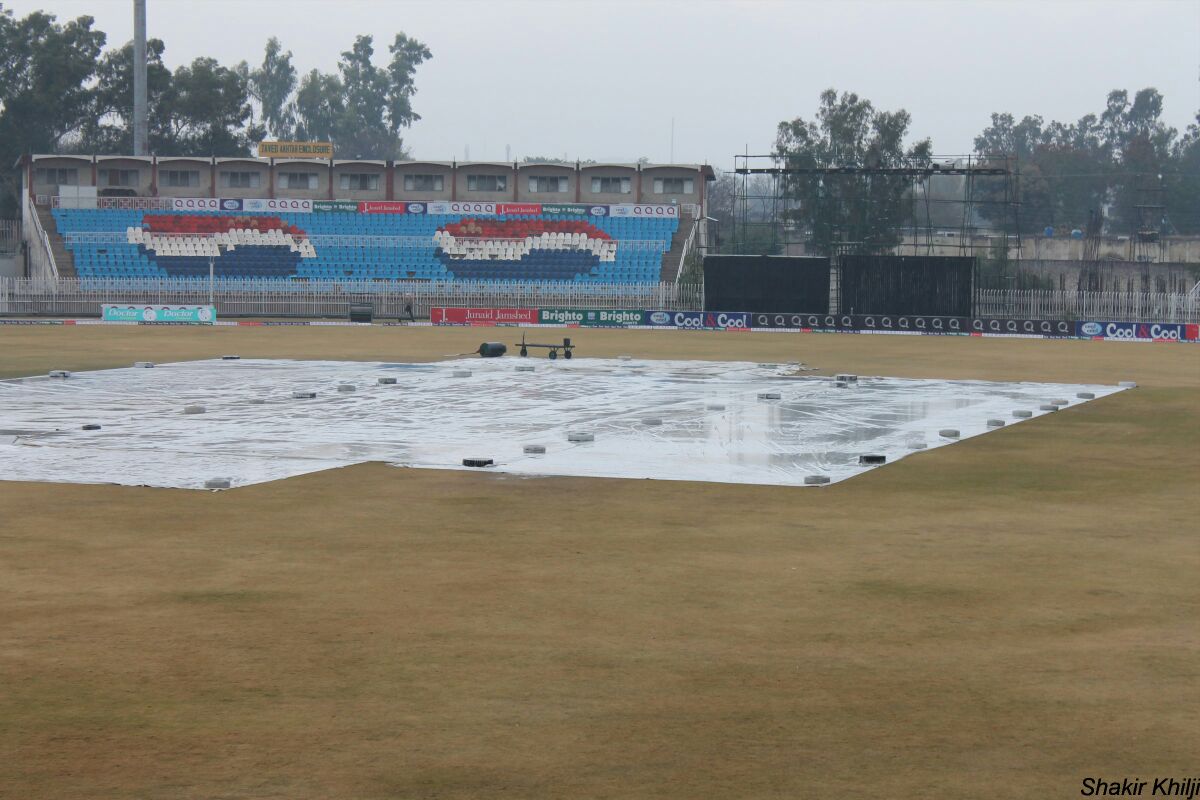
0;220;19;255
0;276;703;318
6;278;1190;325
675;218;699;282
40;194;704;217
975;289;1200;323
22;193;57;279
62;231;669;252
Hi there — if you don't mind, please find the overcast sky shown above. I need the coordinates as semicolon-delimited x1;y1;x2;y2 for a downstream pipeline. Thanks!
6;0;1199;166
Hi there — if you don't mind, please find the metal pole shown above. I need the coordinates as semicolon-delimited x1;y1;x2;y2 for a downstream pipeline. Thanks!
132;0;148;156
209;253;214;307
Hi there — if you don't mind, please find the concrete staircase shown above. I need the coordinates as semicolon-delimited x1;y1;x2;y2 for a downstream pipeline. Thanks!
34;206;76;278
659;220;693;283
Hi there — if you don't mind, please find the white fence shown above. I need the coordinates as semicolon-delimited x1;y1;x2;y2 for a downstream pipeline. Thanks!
0;277;703;319
976;289;1200;323
2;278;1195;323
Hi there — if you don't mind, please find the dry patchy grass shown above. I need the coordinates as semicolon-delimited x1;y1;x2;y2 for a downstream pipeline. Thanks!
1;326;1197;799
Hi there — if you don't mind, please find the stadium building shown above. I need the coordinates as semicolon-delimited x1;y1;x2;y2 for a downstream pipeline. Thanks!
17;155;714;284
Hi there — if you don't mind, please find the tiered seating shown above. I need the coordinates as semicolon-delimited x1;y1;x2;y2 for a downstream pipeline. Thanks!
51;206;679;284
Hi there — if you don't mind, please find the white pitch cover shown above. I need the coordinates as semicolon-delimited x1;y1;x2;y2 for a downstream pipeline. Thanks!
0;358;1124;490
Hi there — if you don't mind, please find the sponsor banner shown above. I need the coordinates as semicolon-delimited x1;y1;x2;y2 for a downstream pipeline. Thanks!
314;200;358;213
753;312;834;330
972;318;1074;337
609;204;679;218
430;307;537;325
1076;320;1195;341
702;311;750;330
358;200;407;214
217;198;244;211
497;203;542;215
427;201;497;215
404;201;427;215
642;310;702;328
172;197;220;211
244;198;311;213
541;203;594;217
752;313;961;334
102;304;216;324
539;308;643;327
258;140;333;159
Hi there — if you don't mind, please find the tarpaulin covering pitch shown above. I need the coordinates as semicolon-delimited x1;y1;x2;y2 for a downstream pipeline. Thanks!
0;358;1123;490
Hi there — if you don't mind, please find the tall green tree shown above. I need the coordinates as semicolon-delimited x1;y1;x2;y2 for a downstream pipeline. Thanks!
290;32;430;159
775;89;931;255
78;37;172;153
0;6;105;214
156;57;262;156
1166;113;1200;235
249;36;296;140
973;88;1192;236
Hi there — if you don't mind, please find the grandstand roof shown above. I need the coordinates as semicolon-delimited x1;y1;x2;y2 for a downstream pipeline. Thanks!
20;154;714;179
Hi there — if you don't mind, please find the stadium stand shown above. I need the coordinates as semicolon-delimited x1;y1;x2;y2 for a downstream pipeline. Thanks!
24;156;712;285
53;207;678;284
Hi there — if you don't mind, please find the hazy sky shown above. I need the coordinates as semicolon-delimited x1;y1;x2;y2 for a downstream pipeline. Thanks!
6;0;1199;166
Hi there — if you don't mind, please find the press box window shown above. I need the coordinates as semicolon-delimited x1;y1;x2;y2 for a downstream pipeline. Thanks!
402;174;444;192
161;170;199;187
466;174;506;192
278;172;318;190
35;168;78;185
339;173;380;191
653;177;693;194
220;171;261;189
99;169;139;187
591;176;631;194
528;175;568;193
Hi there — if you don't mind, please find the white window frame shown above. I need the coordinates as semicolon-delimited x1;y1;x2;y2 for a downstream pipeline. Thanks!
99;168;139;187
339;173;380;191
278;172;318;190
528;175;568;194
466;174;507;192
654;177;693;195
35;167;79;185
220;171;262;189
161;169;199;188
591;176;631;194
402;174;444;192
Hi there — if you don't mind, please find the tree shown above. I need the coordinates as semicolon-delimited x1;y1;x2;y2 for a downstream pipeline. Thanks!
1100;89;1177;234
1166;113;1200;235
290;32;430;159
775;89;931;256
0;7;106;214
973;88;1189;236
155;57;262;156
77;37;172;153
249;37;296;140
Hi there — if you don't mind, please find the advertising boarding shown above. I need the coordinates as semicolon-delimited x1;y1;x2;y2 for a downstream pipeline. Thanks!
1076;321;1199;341
539;308;643;327
102;304;216;324
430;307;537;326
642;310;748;329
